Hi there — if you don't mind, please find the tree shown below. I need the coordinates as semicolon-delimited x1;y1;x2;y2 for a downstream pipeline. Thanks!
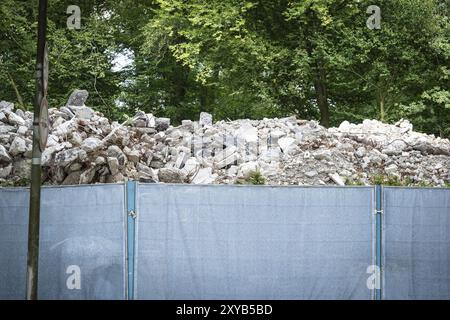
329;0;449;137
1;0;448;137
0;0;123;118
395;0;450;137
0;0;37;109
140;0;283;122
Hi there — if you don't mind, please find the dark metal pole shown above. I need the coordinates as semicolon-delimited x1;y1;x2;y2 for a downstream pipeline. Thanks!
26;0;47;300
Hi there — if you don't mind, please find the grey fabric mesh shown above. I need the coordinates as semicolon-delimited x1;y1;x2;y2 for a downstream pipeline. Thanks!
2;184;449;300
0;188;28;299
135;185;375;300
0;185;126;300
383;187;450;300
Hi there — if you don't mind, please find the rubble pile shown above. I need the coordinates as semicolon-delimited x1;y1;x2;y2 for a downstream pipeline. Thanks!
1;90;449;187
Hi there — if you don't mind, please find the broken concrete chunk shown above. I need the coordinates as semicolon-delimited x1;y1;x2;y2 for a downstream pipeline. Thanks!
181;157;200;177
69;131;83;146
382;140;407;156
385;164;399;175
0;125;16;134
107;145;127;166
158;167;185;183
305;170;318;178
238;161;259;178
0;145;11;162
313;150;332;161
154;131;165;141
227;165;238;176
41;143;69;166
69;162;83;172
329;173;346;186
147;114;156;128
278;137;296;154
54;119;78;137
199;112;213;127
260;147;281;163
237;122;258;143
95;156;106;166
214;146;237;163
0;164;12;179
62;171;82;185
181;120;194;132
216;153;240;169
70;106;95;120
54;148;84;166
354;147;366;158
80;168;97;184
105;173;122;183
108;157;120;175
13;159;31;177
136;163;158;183
0;101;14;112
81;137;103;153
270;130;286;141
9;136;27;156
60;106;75;119
132;111;156;128
17;126;28;135
191;167;217;184
132;111;148;128
174;151;189;169
126;150;140;163
66;89;89;107
8;112;26;126
155;118;170;132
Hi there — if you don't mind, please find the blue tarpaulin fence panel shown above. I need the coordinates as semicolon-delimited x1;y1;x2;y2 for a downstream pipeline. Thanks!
0;184;126;300
382;187;450;300
0;188;28;299
0;183;449;300
134;185;375;300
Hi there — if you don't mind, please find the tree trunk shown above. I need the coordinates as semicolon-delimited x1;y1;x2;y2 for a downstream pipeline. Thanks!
172;64;187;110
7;72;25;110
314;66;330;128
200;69;219;116
303;11;330;128
379;91;385;122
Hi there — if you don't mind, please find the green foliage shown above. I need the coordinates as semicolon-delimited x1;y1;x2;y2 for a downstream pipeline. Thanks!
0;0;448;136
236;171;266;185
0;0;36;110
368;174;435;187
0;177;30;187
345;177;366;186
370;174;404;186
0;0;124;119
415;180;434;188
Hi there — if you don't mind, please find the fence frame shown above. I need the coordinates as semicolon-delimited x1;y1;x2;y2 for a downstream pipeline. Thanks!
1;182;449;299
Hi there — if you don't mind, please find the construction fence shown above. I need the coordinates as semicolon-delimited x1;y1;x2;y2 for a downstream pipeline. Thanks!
0;184;449;300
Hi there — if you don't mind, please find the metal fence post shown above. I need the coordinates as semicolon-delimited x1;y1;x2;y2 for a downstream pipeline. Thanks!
126;181;137;300
375;185;383;300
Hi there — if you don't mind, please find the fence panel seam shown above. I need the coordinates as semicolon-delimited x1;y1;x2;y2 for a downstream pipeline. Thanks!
375;185;383;300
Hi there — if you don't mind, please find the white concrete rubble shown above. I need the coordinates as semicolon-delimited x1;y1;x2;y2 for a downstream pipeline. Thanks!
0;91;449;187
